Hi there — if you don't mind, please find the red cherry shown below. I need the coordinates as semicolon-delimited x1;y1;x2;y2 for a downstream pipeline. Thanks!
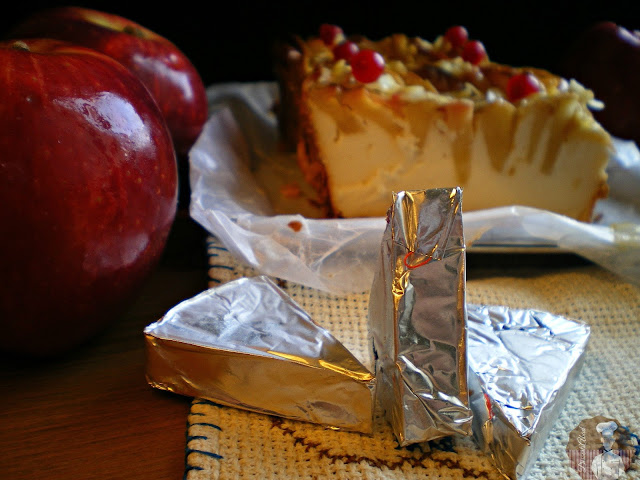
506;72;542;102
350;49;385;83
444;25;469;49
462;40;487;65
319;24;343;46
333;41;359;62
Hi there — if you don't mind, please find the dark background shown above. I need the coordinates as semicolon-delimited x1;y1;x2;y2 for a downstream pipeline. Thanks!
2;1;639;87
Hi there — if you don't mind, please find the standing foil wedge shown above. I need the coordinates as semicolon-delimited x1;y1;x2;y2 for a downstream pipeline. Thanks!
369;188;472;446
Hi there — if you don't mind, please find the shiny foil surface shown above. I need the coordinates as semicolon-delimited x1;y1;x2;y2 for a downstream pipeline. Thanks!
467;304;591;480
369;188;472;446
144;275;376;433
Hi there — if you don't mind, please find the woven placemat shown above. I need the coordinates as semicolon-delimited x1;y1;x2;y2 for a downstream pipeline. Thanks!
183;236;640;480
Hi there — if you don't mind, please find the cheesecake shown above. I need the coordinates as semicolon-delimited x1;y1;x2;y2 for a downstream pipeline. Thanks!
274;25;612;221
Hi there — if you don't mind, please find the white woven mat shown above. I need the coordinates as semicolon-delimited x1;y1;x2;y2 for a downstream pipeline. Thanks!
183;236;640;480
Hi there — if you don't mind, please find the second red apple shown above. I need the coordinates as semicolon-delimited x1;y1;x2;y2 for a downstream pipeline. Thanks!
9;6;209;156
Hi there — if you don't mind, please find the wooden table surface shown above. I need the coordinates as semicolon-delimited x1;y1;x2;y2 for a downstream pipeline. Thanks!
0;209;211;480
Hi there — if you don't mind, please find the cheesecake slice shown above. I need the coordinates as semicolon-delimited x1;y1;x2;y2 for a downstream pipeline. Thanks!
274;25;612;221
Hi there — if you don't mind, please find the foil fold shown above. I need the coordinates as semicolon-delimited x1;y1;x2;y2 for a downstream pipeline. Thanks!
467;304;590;479
144;275;376;433
369;188;472;446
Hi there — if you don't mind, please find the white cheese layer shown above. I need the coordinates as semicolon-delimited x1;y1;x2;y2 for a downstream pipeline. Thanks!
307;90;610;220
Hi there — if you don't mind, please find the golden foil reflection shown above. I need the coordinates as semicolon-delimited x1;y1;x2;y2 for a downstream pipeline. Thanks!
144;276;376;434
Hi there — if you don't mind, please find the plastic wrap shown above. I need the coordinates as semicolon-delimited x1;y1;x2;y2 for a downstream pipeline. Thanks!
189;82;640;294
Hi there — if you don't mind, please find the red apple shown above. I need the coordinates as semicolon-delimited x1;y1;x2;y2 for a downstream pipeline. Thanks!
560;21;640;145
0;38;178;357
9;6;209;156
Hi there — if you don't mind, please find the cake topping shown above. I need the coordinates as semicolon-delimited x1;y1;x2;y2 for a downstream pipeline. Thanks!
350;49;386;83
444;25;469;49
333;40;359;62
304;25;598;109
461;40;488;65
506;72;543;102
319;23;344;46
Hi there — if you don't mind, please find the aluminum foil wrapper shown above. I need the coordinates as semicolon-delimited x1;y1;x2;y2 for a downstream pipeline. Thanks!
369;188;472;446
144;275;376;433
467;304;590;480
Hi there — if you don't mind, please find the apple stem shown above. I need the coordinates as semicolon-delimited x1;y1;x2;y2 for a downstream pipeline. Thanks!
122;25;146;38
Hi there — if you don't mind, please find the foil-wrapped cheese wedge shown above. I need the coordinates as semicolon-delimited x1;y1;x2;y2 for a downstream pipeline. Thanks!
369;188;473;446
144;275;376;433
467;304;591;479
